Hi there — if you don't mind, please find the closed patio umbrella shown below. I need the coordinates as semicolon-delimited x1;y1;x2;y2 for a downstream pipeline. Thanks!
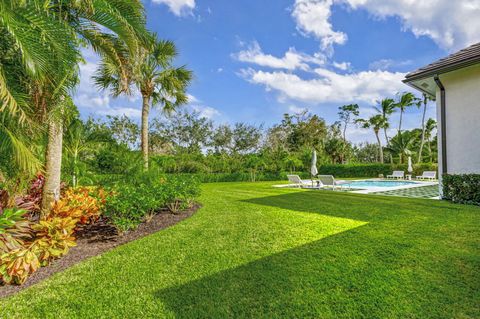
407;156;413;174
311;150;318;185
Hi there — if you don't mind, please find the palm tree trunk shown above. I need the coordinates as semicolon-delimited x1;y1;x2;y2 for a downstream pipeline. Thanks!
398;110;403;134
375;131;384;163
141;95;150;170
417;99;428;163
41;118;63;215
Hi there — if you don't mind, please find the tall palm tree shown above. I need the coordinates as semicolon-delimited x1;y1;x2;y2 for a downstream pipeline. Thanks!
417;93;433;163
374;98;396;144
395;92;420;134
424;118;437;163
95;35;192;170
0;1;148;213
356;115;388;163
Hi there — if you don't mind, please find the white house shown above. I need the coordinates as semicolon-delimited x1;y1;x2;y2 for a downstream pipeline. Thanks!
403;43;480;189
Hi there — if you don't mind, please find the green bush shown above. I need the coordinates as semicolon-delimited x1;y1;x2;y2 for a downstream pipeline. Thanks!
442;174;480;205
104;174;201;231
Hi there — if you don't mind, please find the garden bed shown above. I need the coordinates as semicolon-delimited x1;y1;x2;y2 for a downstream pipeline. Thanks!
0;204;200;298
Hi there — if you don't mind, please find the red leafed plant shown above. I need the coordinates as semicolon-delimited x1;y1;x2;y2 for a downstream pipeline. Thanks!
15;174;45;214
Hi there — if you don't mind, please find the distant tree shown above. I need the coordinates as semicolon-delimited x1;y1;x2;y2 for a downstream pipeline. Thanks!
211;125;233;154
395;92;421;134
338;104;359;142
353;143;379;163
106;115;140;149
417;94;434;163
375;98;396;144
153;110;213;153
425;118;437;163
386;132;417;164
356;115;388;163
231;123;262;154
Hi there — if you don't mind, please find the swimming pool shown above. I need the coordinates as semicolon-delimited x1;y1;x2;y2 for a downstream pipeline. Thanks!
344;180;418;188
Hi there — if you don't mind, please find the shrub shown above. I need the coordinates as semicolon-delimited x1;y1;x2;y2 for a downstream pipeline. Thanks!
0;246;40;285
442;174;480;205
32;217;77;265
0;208;32;254
15;174;45;213
49;187;106;225
104;174;201;231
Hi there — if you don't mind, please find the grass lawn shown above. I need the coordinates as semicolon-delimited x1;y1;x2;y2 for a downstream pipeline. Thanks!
1;182;479;318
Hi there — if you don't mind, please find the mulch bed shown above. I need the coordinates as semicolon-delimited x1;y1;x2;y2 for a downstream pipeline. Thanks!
0;204;200;299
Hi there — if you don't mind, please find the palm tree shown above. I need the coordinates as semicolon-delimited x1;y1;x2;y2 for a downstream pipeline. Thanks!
356;115;388;163
395;92;420;134
374;98;396;144
0;1;148;213
95;35;192;170
424;118;437;163
417;93;433;163
386;132;415;164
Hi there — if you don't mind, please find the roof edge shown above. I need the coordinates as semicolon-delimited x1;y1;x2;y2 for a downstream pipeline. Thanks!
404;56;480;83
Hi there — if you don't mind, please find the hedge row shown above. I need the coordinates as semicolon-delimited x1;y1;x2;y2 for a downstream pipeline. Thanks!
318;163;438;178
161;163;438;183
442;174;480;206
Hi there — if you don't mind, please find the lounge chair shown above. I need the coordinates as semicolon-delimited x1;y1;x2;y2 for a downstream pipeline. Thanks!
416;171;437;181
287;175;313;188
386;171;405;179
317;175;350;191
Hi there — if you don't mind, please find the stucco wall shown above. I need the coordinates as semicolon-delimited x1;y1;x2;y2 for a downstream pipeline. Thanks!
436;64;480;175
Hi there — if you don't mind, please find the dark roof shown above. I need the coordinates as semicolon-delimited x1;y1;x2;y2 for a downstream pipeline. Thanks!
404;42;480;82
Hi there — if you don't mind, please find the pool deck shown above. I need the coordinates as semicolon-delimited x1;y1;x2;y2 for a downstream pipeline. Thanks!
274;178;440;200
348;179;438;196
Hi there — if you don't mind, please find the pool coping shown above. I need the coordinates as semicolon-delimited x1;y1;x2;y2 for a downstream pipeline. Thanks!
346;178;439;195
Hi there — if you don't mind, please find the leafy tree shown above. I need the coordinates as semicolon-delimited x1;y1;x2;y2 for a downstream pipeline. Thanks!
356;115;388;163
106;115;140;149
386;132;417;164
151;110;213;153
338;104;359;142
231;123;262;154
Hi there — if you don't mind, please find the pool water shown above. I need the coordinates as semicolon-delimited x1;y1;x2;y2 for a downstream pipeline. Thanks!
344;180;418;188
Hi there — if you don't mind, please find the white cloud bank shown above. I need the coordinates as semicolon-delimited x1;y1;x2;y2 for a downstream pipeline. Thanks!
151;0;195;16
233;41;325;71
293;0;480;52
241;67;407;105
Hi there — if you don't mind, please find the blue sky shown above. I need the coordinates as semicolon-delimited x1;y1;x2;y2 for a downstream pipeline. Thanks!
75;0;480;143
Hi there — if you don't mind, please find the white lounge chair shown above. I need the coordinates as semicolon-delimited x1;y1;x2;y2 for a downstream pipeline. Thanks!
287;175;313;188
317;175;350;191
416;171;437;181
386;171;405;179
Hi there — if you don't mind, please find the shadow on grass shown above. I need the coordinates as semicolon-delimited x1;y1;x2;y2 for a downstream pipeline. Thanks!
154;192;471;318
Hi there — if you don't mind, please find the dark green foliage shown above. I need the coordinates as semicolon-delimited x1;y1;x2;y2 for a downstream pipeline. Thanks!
318;163;438;178
443;174;480;205
104;174;201;231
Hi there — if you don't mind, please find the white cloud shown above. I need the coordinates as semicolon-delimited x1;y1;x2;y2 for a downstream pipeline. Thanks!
189;105;221;119
96;107;142;118
233;41;325;71
292;0;347;53
332;61;350;71
368;59;412;71
151;0;195;16
75;48;142;119
241;67;408;105
343;0;480;50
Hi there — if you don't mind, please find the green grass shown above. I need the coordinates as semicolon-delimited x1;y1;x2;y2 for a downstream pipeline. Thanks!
1;182;479;318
